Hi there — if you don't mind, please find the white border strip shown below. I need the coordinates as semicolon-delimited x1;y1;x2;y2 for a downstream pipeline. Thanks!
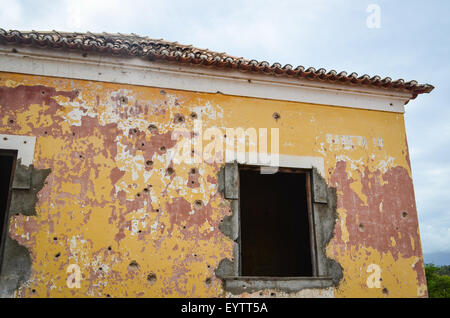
0;134;36;166
0;46;412;113
229;154;325;177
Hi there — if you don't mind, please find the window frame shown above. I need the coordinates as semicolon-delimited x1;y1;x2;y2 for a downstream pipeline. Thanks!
0;149;18;271
217;160;342;294
237;164;318;277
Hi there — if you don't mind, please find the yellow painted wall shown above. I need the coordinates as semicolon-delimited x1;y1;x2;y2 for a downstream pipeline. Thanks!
0;72;427;297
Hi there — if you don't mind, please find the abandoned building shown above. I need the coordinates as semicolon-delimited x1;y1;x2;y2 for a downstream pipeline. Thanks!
0;29;434;298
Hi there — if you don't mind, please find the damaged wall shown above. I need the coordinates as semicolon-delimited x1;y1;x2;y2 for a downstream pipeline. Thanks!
0;161;50;297
0;71;427;297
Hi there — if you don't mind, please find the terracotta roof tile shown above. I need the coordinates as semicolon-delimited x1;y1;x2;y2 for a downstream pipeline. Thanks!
0;29;434;98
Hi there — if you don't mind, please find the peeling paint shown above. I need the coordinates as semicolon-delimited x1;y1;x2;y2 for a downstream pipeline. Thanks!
0;71;426;298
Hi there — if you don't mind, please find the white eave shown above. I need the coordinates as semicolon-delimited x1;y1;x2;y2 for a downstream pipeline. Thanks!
0;46;414;113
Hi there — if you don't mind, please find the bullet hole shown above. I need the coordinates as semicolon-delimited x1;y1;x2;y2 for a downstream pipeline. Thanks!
272;112;281;121
160;146;166;153
148;124;158;133
136;193;141;197
138;230;142;233
358;224;365;232
147;273;157;284
106;294;111;298
402;211;408;219
108;246;112;251
207;265;211;268
191;181;195;184
156;209;160;212
389;103;393;107
175;114;185;123
190;168;197;175
119;96;128;104
55;252;61;258
190;112;198;119
205;277;212;285
82;52;88;58
194;254;197;257
9;119;14;124
146;160;153;167
166;167;174;175
3;137;7;141
194;200;203;209
160;90;166;95
32;289;36;293
128;260;139;271
382;288;389;295
41;91;45;95
248;79;252;83
99;267;103;271
141;142;145;147
379;278;383;281
72;132;76;136
223;134;227;138
143;188;149;193
183;225;186;229
23;140;27;144
12;48;18;53
79;155;83;158
270;292;276;297
44;131;48;135
133;128;138;134
53;237;57;241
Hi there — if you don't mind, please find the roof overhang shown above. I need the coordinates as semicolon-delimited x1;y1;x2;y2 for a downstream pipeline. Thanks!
0;44;425;113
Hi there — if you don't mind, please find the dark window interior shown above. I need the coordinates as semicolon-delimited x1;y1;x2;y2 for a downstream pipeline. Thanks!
239;167;313;277
0;150;17;267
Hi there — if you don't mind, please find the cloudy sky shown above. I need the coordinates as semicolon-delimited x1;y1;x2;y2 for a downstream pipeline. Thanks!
1;0;449;263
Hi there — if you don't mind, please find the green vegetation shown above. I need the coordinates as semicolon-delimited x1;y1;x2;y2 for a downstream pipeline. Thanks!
425;264;450;298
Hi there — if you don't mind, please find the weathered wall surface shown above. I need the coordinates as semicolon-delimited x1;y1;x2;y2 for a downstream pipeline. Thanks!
0;71;426;297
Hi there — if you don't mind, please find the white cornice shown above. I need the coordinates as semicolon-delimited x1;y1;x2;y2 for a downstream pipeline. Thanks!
0;46;412;113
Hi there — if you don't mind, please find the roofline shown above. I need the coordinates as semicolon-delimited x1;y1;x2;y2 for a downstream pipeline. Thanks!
0;29;434;99
0;45;418;113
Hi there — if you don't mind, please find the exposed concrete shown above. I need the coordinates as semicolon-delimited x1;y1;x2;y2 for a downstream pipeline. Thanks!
224;163;239;200
215;258;235;279
216;164;239;280
12;160;31;190
223;277;334;295
215;165;343;295
0;162;50;297
9;163;51;216
312;167;328;204
311;168;343;285
226;286;335;298
0;237;32;297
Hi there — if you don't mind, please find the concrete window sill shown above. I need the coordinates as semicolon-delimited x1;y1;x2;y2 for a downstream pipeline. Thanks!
223;276;334;294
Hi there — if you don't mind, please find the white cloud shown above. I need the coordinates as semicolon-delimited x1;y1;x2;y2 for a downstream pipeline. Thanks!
0;0;23;28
